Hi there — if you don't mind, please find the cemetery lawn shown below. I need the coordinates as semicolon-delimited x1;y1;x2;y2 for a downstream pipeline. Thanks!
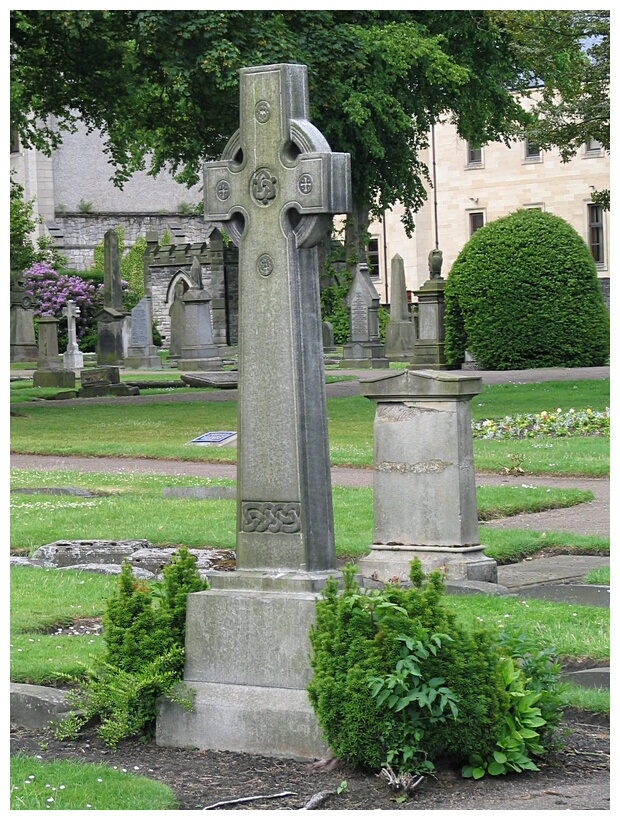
10;378;610;475
10;753;178;810
10;469;608;562
10;562;609;711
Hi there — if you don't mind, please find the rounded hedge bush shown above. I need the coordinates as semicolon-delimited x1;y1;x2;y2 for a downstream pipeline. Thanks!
444;209;610;370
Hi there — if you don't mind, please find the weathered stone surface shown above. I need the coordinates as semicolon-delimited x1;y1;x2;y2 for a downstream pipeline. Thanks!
158;62;351;760
162;485;237;499
357;369;497;583
24;540;236;576
10;684;73;730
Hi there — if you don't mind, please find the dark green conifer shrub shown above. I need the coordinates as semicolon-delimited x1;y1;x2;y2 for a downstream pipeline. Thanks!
308;561;564;779
55;547;207;746
444;209;609;370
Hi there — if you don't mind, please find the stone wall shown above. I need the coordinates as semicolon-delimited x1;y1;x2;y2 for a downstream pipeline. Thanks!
48;213;208;271
146;230;238;349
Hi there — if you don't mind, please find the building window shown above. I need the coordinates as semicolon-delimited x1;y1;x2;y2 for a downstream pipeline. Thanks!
585;138;602;155
524;139;541;161
10;129;20;153
367;237;380;278
466;144;482;166
469;212;484;235
588;204;604;265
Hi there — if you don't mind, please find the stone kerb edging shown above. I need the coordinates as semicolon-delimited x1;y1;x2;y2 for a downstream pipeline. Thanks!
11;539;236;580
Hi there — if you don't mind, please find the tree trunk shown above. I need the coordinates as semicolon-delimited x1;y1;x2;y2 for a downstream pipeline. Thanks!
344;199;371;270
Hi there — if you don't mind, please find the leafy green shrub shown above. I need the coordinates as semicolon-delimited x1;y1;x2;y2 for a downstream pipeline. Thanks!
308;561;564;779
444;209;610;370
55;547;207;746
461;627;566;781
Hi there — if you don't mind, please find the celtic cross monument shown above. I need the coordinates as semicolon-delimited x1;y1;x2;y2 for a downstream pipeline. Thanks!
205;62;351;571
157;63;351;759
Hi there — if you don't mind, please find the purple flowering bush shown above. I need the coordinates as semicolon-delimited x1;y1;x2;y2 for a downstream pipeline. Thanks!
21;261;104;350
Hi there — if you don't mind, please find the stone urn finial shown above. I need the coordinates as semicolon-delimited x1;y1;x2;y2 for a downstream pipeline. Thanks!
428;248;443;280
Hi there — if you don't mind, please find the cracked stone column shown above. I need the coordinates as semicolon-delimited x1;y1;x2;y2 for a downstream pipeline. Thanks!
357;368;497;584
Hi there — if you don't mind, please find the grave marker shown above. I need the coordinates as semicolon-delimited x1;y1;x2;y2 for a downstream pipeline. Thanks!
33;316;75;388
96;229;129;365
157;62;351;760
62;300;84;371
341;262;389;368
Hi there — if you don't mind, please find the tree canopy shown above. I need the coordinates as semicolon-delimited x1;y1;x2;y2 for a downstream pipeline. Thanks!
490;10;610;208
11;10;607;254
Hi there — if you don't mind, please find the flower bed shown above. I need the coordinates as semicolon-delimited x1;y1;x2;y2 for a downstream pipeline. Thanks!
472;408;610;440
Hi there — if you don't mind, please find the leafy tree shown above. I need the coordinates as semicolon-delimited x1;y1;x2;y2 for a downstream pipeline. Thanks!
10;177;66;277
444;209;610;370
11;10;533;265
490;10;610;208
10;177;38;276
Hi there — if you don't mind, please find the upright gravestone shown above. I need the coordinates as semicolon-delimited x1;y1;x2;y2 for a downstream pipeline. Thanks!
125;296;162;369
357;369;497;585
167;281;186;364
32;316;75;388
177;256;222;371
10;276;38;362
156;62;351;760
62;300;84;372
322;320;336;354
96;229;129;366
341;262;389;368
384;254;416;362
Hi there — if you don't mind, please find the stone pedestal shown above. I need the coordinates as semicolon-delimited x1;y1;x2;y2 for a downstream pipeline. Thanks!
157;571;333;759
33;316;76;388
409;276;454;370
357;368;497;584
96;309;129;366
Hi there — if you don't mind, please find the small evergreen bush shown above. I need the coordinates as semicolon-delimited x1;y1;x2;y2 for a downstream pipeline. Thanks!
308;561;564;779
444;209;610;370
55;547;207;746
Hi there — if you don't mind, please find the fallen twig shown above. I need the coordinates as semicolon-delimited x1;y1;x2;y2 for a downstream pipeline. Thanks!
202;790;297;810
378;764;425;794
299;790;336;810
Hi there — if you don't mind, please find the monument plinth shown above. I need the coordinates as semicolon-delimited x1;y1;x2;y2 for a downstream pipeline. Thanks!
356;368;498;585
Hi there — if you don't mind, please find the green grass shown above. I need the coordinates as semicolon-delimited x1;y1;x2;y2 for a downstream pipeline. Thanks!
10;469;606;561
583;566;610;585
445;594;610;663
10;753;178;810
479;527;609;565
9;374;611;719
471;379;610;419
10;379;610;475
10;566;116;684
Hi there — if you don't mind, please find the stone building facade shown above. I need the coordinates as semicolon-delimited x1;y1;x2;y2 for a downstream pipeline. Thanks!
364;119;610;308
11;113;610;314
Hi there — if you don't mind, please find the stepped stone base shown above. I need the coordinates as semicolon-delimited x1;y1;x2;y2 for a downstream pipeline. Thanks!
357;544;497;584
